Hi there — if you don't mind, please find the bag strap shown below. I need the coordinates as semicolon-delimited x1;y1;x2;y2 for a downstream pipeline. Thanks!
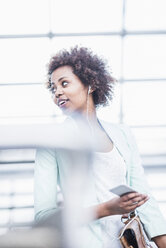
118;214;138;239
121;211;137;225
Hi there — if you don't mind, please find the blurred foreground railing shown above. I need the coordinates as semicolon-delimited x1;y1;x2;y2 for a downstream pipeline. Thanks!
0;118;95;248
0;119;166;247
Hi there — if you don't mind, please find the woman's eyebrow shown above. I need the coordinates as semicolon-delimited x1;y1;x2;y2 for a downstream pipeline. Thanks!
58;76;67;82
51;76;67;85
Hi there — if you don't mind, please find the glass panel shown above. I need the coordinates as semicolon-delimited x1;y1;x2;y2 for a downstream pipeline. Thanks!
51;0;122;33
123;82;166;125
12;179;33;193
0;0;50;34
125;0;166;31
12;208;34;223
123;36;166;79
0;38;51;84
132;127;166;155
0;180;12;194
0;196;11;208
51;36;121;79
0;149;35;163
97;82;121;123
0;84;59;118
152;189;166;202
12;195;33;207
147;173;166;189
149;189;166;202
0;210;10;224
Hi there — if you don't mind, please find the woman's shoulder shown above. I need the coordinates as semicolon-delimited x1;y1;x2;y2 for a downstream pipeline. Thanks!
98;119;136;148
98;119;130;135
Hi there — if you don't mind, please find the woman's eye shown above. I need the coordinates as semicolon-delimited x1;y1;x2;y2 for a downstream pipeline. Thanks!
62;81;68;87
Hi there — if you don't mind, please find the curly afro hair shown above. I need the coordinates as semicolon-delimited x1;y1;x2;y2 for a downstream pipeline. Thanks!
46;46;116;107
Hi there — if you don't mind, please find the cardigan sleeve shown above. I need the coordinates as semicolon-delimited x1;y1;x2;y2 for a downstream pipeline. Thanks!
120;125;166;239
34;148;59;222
34;148;103;248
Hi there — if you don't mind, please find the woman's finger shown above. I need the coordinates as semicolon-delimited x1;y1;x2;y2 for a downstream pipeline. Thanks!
125;196;150;211
122;192;148;203
136;196;150;207
121;192;141;201
127;195;149;206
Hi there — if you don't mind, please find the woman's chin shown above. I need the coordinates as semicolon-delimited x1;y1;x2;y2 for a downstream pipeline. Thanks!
61;108;83;118
60;107;74;116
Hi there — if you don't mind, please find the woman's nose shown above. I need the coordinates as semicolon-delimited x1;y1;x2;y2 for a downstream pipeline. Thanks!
55;87;63;98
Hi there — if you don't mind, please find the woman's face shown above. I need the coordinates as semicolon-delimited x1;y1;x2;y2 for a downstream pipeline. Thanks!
51;65;92;115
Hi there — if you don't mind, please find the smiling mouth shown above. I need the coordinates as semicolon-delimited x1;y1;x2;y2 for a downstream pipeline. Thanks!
58;99;69;107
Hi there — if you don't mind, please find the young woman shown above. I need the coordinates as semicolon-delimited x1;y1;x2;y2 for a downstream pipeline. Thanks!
35;47;166;247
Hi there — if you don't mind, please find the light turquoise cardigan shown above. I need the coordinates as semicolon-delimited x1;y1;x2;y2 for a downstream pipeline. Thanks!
34;119;166;247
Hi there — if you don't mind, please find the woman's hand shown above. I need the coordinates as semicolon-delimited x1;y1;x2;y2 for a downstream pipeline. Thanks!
96;192;149;218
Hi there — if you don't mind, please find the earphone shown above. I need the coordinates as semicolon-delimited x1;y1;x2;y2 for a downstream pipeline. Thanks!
88;85;91;95
86;85;94;136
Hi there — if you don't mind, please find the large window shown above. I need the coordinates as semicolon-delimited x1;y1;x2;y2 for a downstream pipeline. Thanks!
0;0;166;234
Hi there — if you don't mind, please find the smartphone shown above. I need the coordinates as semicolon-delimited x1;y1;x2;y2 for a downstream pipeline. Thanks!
109;184;136;196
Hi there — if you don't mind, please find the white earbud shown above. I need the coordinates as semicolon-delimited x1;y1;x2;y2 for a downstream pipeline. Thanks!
88;85;91;94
